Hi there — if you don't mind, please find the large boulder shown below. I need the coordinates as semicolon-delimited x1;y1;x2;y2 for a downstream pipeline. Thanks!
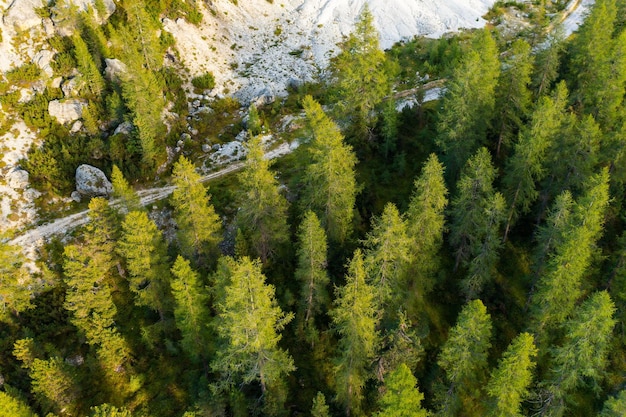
2;0;42;32
104;58;127;81
48;99;87;124
75;164;113;197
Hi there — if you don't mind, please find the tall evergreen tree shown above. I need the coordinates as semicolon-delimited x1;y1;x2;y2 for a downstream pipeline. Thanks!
72;33;105;97
363;202;411;309
301;95;358;243
171;156;222;266
503;82;569;241
311;392;331;417
0;391;38;417
29;357;81;416
111;165;141;213
449;148;505;299
331;250;379;416
295;211;330;345
531;169;610;337
405;154;448;299
485;332;537;417
121;0;162;71
437;299;492;417
374;363;428;417
236;136;289;264
0;241;34;322
436;28;500;178
600;390;626;416
328;4;393;135
211;257;294;412
538;291;616;417
532;27;564;98
90;403;134;417
170;255;211;365
494;39;534;156
117;210;171;319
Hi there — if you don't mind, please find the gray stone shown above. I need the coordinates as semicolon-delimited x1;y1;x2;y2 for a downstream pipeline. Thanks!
3;0;42;32
202;143;211;153
235;130;247;142
180;132;191;141
70;120;83;133
253;87;275;107
75;164;113;197
104;58;127;81
48;99;87;124
51;77;63;89
33;50;55;78
113;121;133;135
62;77;82;97
70;191;82;203
6;169;29;189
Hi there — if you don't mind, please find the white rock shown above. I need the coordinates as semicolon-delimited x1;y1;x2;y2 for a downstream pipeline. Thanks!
70;191;82;203
3;0;42;32
18;88;34;103
70;120;83;133
51;77;63;89
61;77;82;98
235;130;248;142
48;99;87;124
33;50;55;78
202;143;211;153
104;58;127;81
113;121;133;135
75;164;113;197
7;169;29;189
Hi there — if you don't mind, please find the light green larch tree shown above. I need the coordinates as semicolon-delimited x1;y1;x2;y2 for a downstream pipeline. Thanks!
301;95;358;243
600;390;626;416
485;332;537;417
331;249;379;416
111;164;141;214
375;363;428;417
171;156;222;266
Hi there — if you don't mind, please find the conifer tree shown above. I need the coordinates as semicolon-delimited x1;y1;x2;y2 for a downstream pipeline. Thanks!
375;363;428;417
532;27;564;98
170;255;211;365
117;210;172;319
111;165;141;213
295;211;330;344
437;299;492;416
301;95;358;243
600;390;626;416
0;241;34;322
72;33;105;97
211;257;294;410
538;291;616;417
405;154;448;298
485;332;537;417
311;392;331;417
503;83;569;241
171;156;222;265
494;39;534;156
331;249;379;416
122;0;162;71
0;391;37;417
436;28;500;178
29;357;81;416
236;136;289;264
450;148;505;299
363;202;411;309
531;169;610;336
90;404;133;417
328;4;393;134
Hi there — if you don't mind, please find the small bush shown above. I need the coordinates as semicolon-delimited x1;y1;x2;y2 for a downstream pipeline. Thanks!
191;72;215;92
6;64;41;86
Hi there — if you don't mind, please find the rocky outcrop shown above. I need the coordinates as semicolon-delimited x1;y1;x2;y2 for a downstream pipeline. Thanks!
6;168;29;189
48;99;87;124
33;50;55;78
75;164;113;197
2;0;42;32
104;58;127;81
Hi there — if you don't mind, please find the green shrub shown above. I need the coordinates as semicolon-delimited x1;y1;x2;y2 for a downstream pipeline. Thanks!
6;64;41;86
191;72;215;92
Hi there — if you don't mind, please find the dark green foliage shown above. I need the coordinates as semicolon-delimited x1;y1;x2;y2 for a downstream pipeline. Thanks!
191;72;215;93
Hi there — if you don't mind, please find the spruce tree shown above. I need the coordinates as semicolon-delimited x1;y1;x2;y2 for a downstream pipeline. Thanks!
450;148;505;299
494;39;534;156
117;210;172;319
72;32;105;97
532;27;564;98
538;291;616;417
211;257;294;411
503;82;569;241
111;165;141;213
437;299;492;416
295;211;330;345
405;154;448;298
311;392;331;417
485;332;537;417
331;249;379;416
236;136;289;264
170;255;211;365
436;28;500;178
171;156;222;266
600;390;626;416
375;363;428;417
328;4;393;134
301;95;358;243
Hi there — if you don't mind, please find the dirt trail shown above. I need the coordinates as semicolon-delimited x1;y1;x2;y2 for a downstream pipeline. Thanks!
9;142;292;254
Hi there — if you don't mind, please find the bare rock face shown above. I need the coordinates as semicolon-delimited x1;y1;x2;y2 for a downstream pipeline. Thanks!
104;58;127;81
6;168;29;189
33;50;55;78
48;99;87;124
75;164;113;197
2;0;42;32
